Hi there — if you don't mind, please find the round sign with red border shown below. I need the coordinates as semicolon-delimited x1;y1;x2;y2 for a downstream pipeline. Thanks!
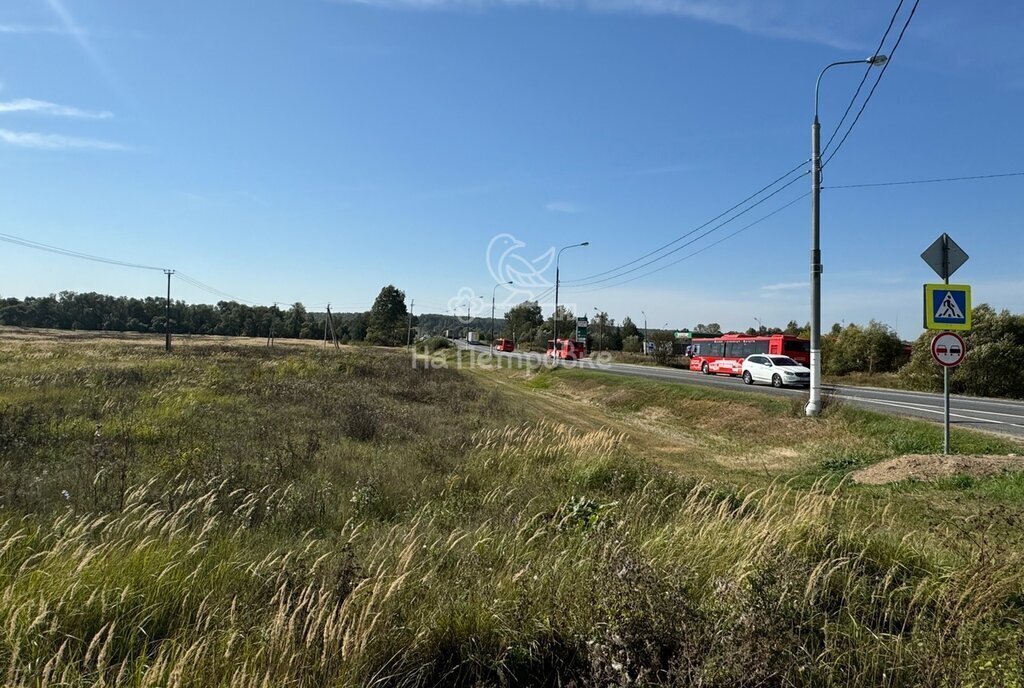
931;332;966;367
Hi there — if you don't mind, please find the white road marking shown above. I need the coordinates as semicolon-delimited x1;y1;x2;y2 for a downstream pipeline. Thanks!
836;395;1024;429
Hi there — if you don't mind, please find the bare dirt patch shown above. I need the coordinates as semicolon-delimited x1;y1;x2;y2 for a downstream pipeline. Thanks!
852;454;1024;485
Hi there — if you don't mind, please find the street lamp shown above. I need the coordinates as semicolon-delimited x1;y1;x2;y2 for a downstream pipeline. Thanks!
553;242;589;354
593;306;603;352
491;281;513;352
641;310;648;355
754;316;762;334
806;54;888;417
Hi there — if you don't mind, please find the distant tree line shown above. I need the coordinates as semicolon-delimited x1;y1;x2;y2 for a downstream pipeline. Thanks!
0;285;418;347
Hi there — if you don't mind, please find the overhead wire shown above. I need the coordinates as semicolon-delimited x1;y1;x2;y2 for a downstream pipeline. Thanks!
826;171;1024;189
0;230;167;271
561;192;809;296
821;0;905;155
564;170;809;289
171;272;255;305
823;0;921;168
560;159;810;285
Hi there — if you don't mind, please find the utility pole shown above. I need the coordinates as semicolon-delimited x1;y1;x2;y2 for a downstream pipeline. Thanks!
594;306;603;352
164;270;174;352
407;299;415;346
641;310;648;356
325;304;339;348
491;281;512;352
323;303;330;347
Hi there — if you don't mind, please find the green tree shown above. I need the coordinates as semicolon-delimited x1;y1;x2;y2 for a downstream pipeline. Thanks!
503;301;543;344
366;286;409;346
545;306;576;341
621;317;640;340
590;312;612;351
823;320;905;375
913;304;1024;399
651;330;676;365
284;303;307;339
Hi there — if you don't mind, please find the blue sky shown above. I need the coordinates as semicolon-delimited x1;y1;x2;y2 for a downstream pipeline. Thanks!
1;0;1022;337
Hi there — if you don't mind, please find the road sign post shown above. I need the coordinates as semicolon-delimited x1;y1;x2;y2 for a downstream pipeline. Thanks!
931;332;966;455
922;233;971;456
575;316;588;344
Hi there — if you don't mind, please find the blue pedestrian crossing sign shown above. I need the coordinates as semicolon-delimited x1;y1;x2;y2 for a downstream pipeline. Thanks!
924;283;971;331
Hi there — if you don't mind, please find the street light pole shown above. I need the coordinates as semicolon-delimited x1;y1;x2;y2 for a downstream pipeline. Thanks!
553;242;589;355
641;310;648;356
594;306;602;352
806;54;888;417
491;281;512;352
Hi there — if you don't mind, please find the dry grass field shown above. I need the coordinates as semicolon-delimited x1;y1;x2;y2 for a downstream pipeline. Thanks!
1;329;1023;686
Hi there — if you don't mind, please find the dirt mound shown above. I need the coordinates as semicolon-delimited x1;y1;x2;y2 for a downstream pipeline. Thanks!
852;454;1024;485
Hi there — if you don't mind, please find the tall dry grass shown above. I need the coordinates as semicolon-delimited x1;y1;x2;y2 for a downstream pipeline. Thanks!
1;423;1021;685
1;342;1022;685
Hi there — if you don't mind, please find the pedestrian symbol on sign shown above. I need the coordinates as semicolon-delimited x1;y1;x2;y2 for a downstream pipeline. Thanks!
923;283;971;331
936;292;964;320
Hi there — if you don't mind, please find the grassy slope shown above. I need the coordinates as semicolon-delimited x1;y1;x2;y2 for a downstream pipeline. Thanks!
1;333;1023;686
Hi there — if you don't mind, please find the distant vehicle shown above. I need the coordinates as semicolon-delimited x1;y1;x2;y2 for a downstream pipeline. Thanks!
741;355;811;388
689;334;810;377
547;338;586;360
443;329;456;339
494;338;515;352
467;331;479;344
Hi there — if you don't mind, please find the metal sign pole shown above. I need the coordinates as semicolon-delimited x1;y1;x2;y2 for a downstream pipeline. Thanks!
943;243;950;456
944;366;950;455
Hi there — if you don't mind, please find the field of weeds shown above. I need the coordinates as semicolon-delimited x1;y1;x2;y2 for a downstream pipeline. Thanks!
2;332;1023;686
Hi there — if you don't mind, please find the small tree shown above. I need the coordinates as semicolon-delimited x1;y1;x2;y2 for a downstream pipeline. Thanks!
651;331;676;365
366;286;408;346
621;317;640;340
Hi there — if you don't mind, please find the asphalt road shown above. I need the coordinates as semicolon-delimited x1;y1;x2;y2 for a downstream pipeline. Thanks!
453;341;1024;439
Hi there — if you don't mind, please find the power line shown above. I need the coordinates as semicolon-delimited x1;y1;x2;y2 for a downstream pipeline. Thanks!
821;0;905;155
0;231;167;271
826;171;1024;189
562;193;809;296
565;170;809;289
823;0;921;168
174;272;254;304
561;159;809;285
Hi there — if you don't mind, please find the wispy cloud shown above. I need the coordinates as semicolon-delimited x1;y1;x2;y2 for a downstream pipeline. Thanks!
329;0;866;49
0;98;112;119
0;129;129;151
43;0;128;102
545;200;583;214
760;281;809;293
0;24;66;34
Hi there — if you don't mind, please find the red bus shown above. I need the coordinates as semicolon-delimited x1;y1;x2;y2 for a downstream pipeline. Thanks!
688;334;810;376
547;339;586;360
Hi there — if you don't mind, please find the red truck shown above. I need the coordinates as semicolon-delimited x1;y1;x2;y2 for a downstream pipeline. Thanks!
546;339;586;360
494;338;515;352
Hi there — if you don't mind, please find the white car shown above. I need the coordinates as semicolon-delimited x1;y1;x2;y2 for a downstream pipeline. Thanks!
741;354;810;388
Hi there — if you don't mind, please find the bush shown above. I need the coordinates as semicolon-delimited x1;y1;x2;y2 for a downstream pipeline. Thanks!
421;336;451;354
